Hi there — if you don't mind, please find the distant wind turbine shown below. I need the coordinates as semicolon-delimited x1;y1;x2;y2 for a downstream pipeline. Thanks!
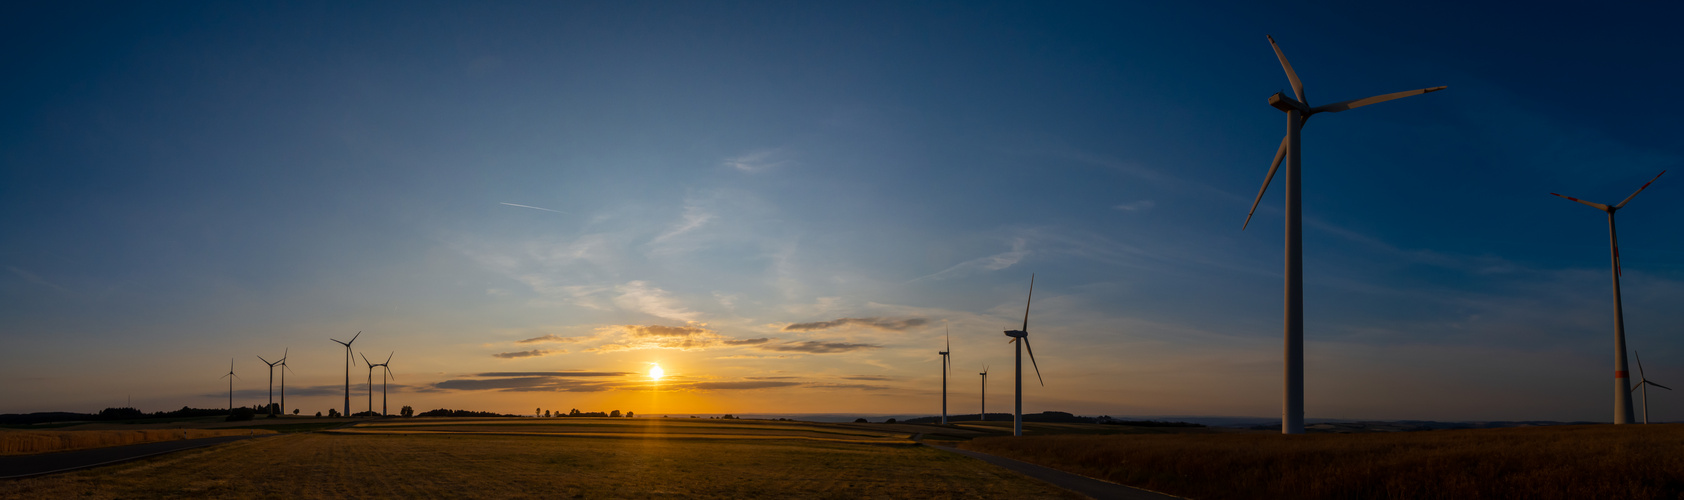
361;353;378;416
279;348;292;417
1002;274;1044;437
939;326;951;425
218;358;239;413
1552;170;1665;425
979;364;989;422
1243;35;1446;435
331;331;360;417
373;352;394;416
257;354;282;416
1631;352;1671;425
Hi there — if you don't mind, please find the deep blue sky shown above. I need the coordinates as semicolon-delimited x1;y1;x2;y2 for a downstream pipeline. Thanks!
3;1;1681;420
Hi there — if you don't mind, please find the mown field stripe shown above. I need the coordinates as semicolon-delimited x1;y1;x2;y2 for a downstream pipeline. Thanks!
0;434;274;480
930;443;1185;500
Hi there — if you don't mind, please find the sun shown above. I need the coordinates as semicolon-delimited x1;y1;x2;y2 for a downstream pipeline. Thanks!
648;363;664;380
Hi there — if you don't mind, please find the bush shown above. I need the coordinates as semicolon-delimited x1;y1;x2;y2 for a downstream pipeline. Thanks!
884;418;897;424
855;418;868;423
316;412;322;417
400;406;414;417
226;407;256;421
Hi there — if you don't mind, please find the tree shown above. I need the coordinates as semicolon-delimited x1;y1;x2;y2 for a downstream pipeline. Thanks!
293;409;299;415
316;411;322;417
400;405;414;417
854;418;868;423
626;411;634;418
570;408;581;416
536;408;541;417
328;408;341;418
884;418;896;424
610;410;622;418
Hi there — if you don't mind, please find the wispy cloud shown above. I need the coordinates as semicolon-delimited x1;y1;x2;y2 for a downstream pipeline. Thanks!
500;202;567;214
6;266;69;293
584;324;770;353
652;204;715;243
759;341;881;354
914;238;1029;281
431;372;633;392
781;317;928;332
690;381;802;390
475;371;631;377
1113;200;1156;212
613;281;702;322
722;148;791;173
515;334;583;344
841;375;891;381
491;349;565;359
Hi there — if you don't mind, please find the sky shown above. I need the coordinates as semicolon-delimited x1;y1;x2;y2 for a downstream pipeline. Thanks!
2;1;1682;422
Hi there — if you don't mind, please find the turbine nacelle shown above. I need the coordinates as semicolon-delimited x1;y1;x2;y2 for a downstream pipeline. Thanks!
1003;330;1027;338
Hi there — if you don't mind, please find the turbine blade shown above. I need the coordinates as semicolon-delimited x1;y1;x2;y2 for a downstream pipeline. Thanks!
1637;352;1647;380
1550;193;1610;212
1653;381;1673;391
1613;170;1665;209
1266;35;1305;104
257;355;270;365
1022;274;1035;332
1244;135;1289;230
349;331;361;344
361;353;373;367
1311;86;1446;114
1023;337;1044;387
385;351;394;365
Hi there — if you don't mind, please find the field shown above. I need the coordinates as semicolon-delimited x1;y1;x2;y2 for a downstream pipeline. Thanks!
960;423;1684;500
0;428;279;455
0;417;1081;499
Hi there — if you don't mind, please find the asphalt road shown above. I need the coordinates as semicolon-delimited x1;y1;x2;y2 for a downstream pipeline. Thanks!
0;433;269;480
931;444;1184;500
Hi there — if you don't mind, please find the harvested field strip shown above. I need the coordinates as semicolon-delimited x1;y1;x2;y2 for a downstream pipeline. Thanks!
350;423;901;439
0;429;278;455
0;431;1080;498
961;423;1684;500
324;429;916;445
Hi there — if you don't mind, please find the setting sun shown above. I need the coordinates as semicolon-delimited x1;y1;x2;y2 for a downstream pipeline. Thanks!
648;363;664;381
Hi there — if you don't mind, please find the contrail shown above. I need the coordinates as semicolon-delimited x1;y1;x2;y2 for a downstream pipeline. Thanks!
500;202;566;214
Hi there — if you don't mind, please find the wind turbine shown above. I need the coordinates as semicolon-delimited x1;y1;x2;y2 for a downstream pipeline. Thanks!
373;352;394;416
218;358;239;413
330;331;360;417
1631;352;1671;425
1002;274;1043;437
1552;171;1665;425
939;326;951;425
257;354;282;416
979;365;989;422
1242;35;1447;435
278;348;291;417
361;353;377;416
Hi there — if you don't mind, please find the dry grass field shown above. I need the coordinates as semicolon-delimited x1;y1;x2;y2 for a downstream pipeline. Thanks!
0;418;1079;499
960;423;1684;500
0;428;278;455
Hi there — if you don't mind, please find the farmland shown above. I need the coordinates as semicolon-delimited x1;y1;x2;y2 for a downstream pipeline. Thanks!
960;423;1684;500
0;417;1081;499
0;428;278;456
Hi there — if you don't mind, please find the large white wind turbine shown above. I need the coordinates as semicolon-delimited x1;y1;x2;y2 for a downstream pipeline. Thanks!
330;331;360;417
218;358;239;413
361;353;377;416
1631;352;1671;425
979;365;989;422
374;352;394;416
1242;35;1446;435
278;348;291;417
1552;170;1664;425
257;354;282;416
939;327;951;425
1001;274;1044;437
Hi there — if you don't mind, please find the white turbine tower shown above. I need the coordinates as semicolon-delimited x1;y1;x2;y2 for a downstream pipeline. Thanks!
257;354;282;416
330;331;360;417
361;353;378;416
218;358;238;413
1631;352;1671;425
979;365;989;422
373;352;394;416
1243;35;1446;435
939;327;951;425
1002;274;1044;437
1552;170;1664;425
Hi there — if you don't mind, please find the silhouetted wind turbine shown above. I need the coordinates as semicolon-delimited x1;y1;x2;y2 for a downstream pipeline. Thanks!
218;358;239;413
257;354;282;416
1631;352;1671;425
1242;35;1446;435
373;352;394;416
979;364;989;422
1552;171;1664;425
1002;274;1044;437
939;326;951;425
331;331;360;417
279;348;292;417
361;353;377;416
